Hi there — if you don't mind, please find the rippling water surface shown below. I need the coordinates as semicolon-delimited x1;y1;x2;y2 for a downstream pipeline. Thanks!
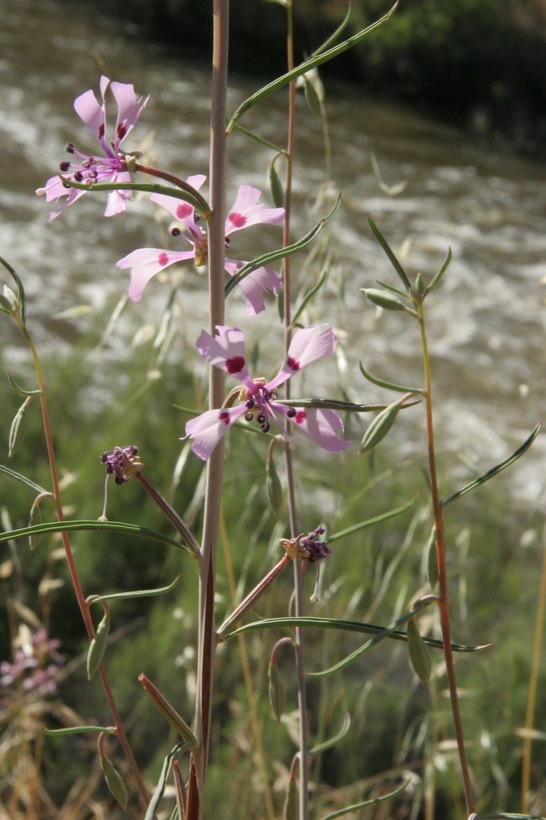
1;0;545;503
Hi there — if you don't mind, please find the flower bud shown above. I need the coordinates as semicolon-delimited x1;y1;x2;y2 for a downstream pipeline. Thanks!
361;288;406;311
269;161;285;209
426;525;438;589
283;777;298;820
9;398;31;457
100;754;128;809
412;272;426;297
268;660;285;722
87;609;110;680
407;617;431;684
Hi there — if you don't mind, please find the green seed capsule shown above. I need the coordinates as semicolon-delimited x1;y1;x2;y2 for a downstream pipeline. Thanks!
358;400;402;454
266;456;283;518
9;398;31;457
426;525;438;589
87;610;110;680
361;288;406;311
407;617;432;684
100;754;128;809
268;660;285;722
269;162;285;209
283;778;298;820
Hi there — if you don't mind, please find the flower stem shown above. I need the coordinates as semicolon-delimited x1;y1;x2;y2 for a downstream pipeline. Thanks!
416;298;475;814
187;2;229;818
14;314;149;808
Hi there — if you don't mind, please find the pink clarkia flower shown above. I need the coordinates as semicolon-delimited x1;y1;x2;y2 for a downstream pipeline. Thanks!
116;178;284;315
36;76;149;221
184;324;352;460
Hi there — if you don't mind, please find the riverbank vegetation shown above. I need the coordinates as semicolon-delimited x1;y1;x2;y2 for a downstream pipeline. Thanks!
74;0;546;155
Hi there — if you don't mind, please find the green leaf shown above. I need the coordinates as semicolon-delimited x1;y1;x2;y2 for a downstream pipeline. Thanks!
42;725;116;736
7;372;41;398
328;495;418;544
59;179;210;220
444;423;542;507
0;464;48;494
87;608;110;680
226;3;398;132
90;575;180;605
0;519;197;557
224;196;341;297
359;361;425;395
367;215;411;291
320;778;411;819
145;742;192;820
425;247;452;295
292;270;327;326
8;397;32;457
309;711;350;755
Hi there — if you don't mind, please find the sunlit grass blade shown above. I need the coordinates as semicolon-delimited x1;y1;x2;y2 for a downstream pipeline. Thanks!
226;3;398;132
328;495;419;544
0;519;198;557
309;711;351;755
225;196;341;297
0;255;26;323
444;423;542;507
0;463;48;494
367;215;412;291
228;120;285;154
321;778;411;819
90;575;180;605
220;614;490;655
359;361;425;395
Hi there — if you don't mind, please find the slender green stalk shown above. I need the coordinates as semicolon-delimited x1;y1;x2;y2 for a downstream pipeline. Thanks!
187;1;229;817
415;298;475;814
281;3;310;817
13;313;149;808
521;525;546;813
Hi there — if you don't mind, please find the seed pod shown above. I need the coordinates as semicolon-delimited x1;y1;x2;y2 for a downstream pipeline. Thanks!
303;76;323;119
283;777;298;820
412;272;426;297
269;161;285;209
87;609;110;680
266;455;283;518
426;525;438;589
268;660;285;722
361;288;406;311
100;754;128;809
407;617;432;684
358;399;402;454
9;398;31;457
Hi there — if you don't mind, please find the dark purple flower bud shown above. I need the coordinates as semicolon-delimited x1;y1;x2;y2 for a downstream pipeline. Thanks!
100;445;141;484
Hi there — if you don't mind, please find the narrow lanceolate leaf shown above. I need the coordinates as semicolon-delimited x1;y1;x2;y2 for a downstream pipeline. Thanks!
7;372;41;397
309;711;351;755
0;519;195;556
87;609;110;680
367;215;412;292
145;742;192;820
292;270;327;326
59;179;210;219
425;247;452;295
42;725;115;736
327;495;419;544
226;2;398;132
0;464;47;494
29;493;55;550
8;397;32;457
90;575;180;605
320;778;411;819
444;423;542;507
100;755;128;809
359;361;426;395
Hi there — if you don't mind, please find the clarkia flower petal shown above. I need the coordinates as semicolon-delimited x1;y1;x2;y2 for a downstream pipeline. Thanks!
268;325;337;389
117;248;195;303
195;326;252;382
224;260;281;316
185;406;248;460
276;406;352;452
225;185;285;234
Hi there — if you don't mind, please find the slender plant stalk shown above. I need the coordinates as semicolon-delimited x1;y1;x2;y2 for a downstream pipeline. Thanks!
521;524;546;813
416;298;475;815
280;3;310;817
14;314;149;808
187;1;229;817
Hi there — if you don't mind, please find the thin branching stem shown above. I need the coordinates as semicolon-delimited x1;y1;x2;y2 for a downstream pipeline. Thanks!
416;298;475;814
14;313;149;808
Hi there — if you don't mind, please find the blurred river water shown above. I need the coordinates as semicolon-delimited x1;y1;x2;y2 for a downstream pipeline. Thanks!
1;0;545;505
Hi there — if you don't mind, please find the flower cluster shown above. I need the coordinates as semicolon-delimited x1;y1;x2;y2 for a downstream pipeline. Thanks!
279;526;331;563
184;325;351;459
0;627;63;698
37;76;149;221
100;445;142;484
117;177;284;314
